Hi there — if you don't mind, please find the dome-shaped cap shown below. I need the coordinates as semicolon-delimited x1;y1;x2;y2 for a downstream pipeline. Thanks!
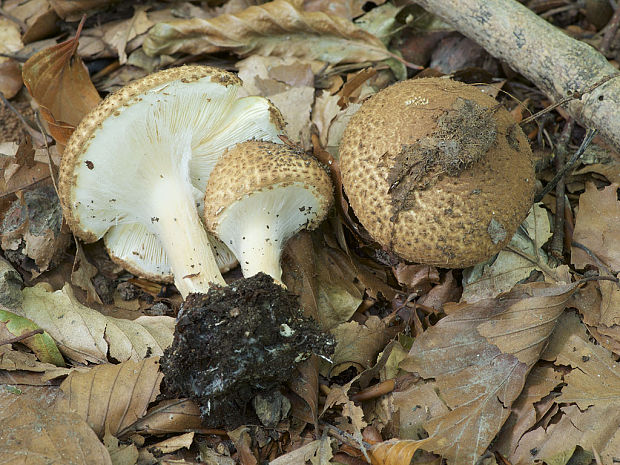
339;77;535;268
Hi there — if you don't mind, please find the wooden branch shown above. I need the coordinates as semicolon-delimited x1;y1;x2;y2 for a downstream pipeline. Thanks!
413;0;620;152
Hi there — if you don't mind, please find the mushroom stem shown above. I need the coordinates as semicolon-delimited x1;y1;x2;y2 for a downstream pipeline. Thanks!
149;178;225;297
235;228;284;284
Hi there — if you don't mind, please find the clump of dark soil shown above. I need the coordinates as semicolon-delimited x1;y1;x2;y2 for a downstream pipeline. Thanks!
388;97;498;201
160;273;334;429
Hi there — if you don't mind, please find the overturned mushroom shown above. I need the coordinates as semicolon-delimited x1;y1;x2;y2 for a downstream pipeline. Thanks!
203;141;333;283
59;66;285;297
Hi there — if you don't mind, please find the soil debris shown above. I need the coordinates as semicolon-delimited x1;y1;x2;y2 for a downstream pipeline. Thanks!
160;272;334;428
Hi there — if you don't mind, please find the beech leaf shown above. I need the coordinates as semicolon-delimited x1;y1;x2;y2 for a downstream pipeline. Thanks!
143;0;392;65
16;283;175;364
22;20;101;147
399;282;576;465
56;357;163;438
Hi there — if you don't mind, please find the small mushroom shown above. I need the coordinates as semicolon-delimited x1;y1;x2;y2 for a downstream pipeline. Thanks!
59;66;285;297
339;77;535;268
203;141;333;283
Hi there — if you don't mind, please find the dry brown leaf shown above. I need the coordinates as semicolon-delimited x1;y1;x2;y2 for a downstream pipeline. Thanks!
370;438;430;465
569;282;620;354
17;283;175;364
289;355;320;429
50;0;122;20
103;430;140;465
101;7;153;64
6;0;59;43
120;398;215;436
399;282;576;465
22;20;101;147
270;437;333;465
0;385;112;464
462;204;560;302
238;55;316;142
512;404;619;465
56;357;163;438
494;365;562;459
329;316;395;377
312;90;341;147
571;182;620;270
148;431;195;454
0;60;23;100
282;230;364;330
143;0;391;65
228;426;258;465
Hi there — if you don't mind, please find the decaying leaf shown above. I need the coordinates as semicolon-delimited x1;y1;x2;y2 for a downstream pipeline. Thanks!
329;316;395;377
120;398;216;437
399;282;576;465
270;437;334;465
289;355;321;428
494;365;562;459
22;20;101;147
0;385;112;464
16;283;175;364
148;431;195;454
0;18;24;99
571;182;620;270
56;357;163;438
143;0;392;65
462;204;561;302
0;309;64;366
370;438;430;465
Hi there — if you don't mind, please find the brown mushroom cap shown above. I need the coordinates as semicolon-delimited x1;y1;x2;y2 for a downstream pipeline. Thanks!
203;140;333;281
339;77;535;268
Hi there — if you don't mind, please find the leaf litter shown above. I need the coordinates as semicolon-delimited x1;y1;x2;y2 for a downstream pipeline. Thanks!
1;1;620;464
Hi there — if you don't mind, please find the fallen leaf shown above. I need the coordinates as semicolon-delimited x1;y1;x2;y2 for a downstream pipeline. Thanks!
329;316;394;376
370;438;430;465
228;426;257;465
56;357;163;438
399;282;576;465
22;19;101;147
143;0;392;65
148;431;195;454
0;385;112;464
0;61;23;99
103;430;140;465
312;90;341;147
238;55;316;142
0;256;23;309
103;6;153;64
512;404;619;465
571;182;620;270
120;398;216;436
462;203;559;302
7;0;59;43
289;355;320;429
17;283;175;364
270;437;334;465
0;309;65;366
494;365;562;459
50;0;123;21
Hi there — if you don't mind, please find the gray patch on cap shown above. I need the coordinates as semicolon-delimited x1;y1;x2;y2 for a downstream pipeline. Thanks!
488;218;507;244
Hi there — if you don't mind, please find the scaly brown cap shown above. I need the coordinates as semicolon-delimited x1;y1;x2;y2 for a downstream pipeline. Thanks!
203;141;333;231
339;77;535;268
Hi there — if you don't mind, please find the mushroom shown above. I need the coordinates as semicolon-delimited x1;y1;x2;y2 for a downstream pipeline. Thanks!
338;77;535;268
58;66;285;297
203;141;333;283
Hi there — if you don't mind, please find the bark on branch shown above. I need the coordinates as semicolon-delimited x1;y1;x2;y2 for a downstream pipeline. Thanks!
413;0;620;152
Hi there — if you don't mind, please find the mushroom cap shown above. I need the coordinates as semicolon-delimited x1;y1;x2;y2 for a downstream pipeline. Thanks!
203;141;333;234
339;77;535;268
58;65;283;282
103;224;237;283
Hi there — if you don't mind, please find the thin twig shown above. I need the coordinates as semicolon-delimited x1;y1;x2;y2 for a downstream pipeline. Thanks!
572;241;619;280
600;4;620;54
0;329;44;347
321;422;373;451
550;119;574;261
534;128;597;202
520;74;620;125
